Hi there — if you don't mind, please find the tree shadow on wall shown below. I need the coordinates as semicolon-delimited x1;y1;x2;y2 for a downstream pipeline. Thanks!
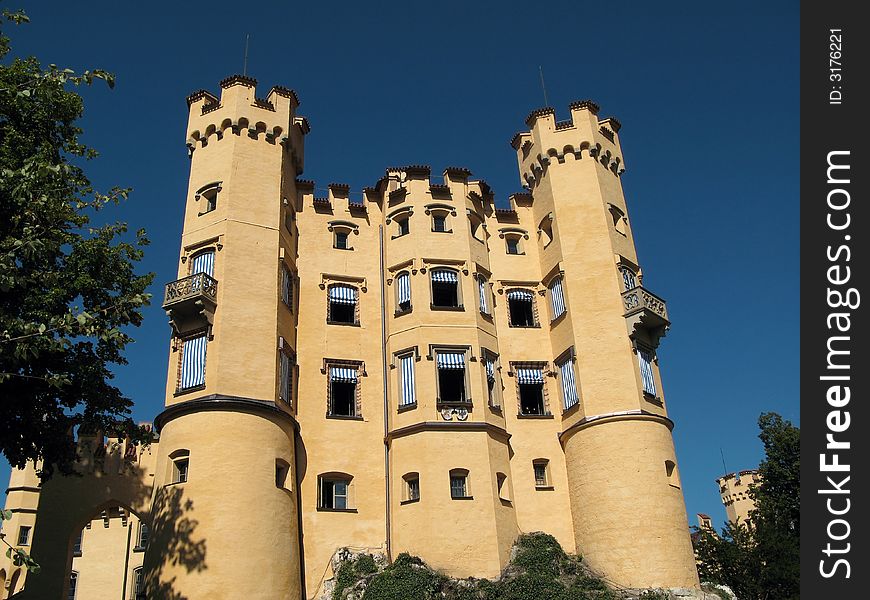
141;484;207;600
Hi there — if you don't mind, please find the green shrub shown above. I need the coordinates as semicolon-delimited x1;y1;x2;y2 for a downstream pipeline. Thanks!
362;553;445;600
355;554;378;576
512;533;568;577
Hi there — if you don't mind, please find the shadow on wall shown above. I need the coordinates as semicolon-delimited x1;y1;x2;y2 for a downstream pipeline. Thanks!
141;484;208;599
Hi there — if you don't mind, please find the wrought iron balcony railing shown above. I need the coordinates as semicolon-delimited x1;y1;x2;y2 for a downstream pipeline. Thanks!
621;286;669;348
163;273;218;307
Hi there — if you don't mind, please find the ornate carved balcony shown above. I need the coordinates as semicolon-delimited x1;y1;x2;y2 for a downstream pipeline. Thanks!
622;286;669;348
162;273;217;336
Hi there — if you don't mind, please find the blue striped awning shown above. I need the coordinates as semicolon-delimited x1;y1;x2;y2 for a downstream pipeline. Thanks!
400;355;415;405
485;358;495;382
397;272;411;305
330;366;358;383
436;352;465;370
191;250;215;277
431;269;458;283
507;289;534;301
549;278;566;318
478;278;489;314
329;285;357;305
559;359;579;409
180;334;207;389
638;350;656;396
516;367;544;384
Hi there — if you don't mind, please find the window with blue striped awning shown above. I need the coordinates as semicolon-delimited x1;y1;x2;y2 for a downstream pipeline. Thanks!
190;250;214;277
549;277;566;319
397;272;411;306
516;367;544;384
431;269;458;283
400;355;416;405
436;351;465;370
329;366;358;383
478;277;489;314
558;359;579;409
507;289;534;301
329;284;357;305
485;358;495;382
179;334;207;390
638;349;657;396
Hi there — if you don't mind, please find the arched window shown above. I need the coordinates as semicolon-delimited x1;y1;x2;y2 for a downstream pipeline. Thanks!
620;266;637;291
132;567;144;599
449;468;471;499
538;214;554;247
402;472;420;503
665;460;681;488
136;521;150;550
318;473;354;510
68;571;79;600
169;449;190;484
276;459;292;491
497;472;510;502
194;181;221;215
189;249;215;278
533;459;551;488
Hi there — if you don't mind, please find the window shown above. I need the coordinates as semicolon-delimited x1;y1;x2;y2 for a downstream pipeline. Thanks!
189;249;215;277
469;214;484;242
276;460;291;490
320;476;352;510
328;365;358;417
538;214;554;247
399;353;416;407
178;333;207;391
69;571;78;600
665;460;680;488
506;237;521;255
549;277;566;320
328;284;358;324
403;473;420;503
620;266;637;291
281;263;294;309
170;451;190;484
334;231;349;249
517;367;546;415
397;217;410;236
72;529;83;556
195;182;221;215
431;269;460;308
533;459;550;488
396;272;412;313
432;214;448;232
132;567;144;599
449;469;470;499
17;526;31;546
637;348;657;396
497;473;510;501
278;343;295;406
136;523;149;549
609;204;628;235
477;276;490;315
484;354;499;408
436;351;467;404
507;289;536;327
557;357;579;410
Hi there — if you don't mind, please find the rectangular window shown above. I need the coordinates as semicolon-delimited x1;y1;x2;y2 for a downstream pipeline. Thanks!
549;277;566;319
329;285;357;324
485;356;499;408
450;475;468;498
407;478;420;501
638;349;657;396
517;367;546;415
281;263;294;308
431;269;460;308
178;334;207;390
478;277;489;314
329;366;358;416
432;215;447;232
533;461;550;487
436;351;466;404
506;238;520;255
399;354;416;406
279;350;294;405
173;458;189;483
507;290;536;327
396;272;412;312
133;568;144;598
321;479;349;509
190;250;215;277
17;525;31;546
69;572;78;600
558;358;579;410
72;530;83;555
398;218;410;236
334;231;349;249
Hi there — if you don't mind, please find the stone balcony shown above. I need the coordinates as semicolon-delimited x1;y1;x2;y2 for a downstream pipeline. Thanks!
621;286;669;348
163;273;218;336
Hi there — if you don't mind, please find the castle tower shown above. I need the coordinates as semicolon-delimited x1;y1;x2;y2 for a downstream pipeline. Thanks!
717;470;760;524
149;75;307;598
0;461;40;597
511;103;699;588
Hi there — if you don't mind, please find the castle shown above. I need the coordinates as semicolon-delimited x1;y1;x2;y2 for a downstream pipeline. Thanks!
1;75;699;599
717;470;761;525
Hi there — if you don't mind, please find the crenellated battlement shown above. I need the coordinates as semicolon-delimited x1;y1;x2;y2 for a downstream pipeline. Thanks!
512;100;626;189
184;75;308;174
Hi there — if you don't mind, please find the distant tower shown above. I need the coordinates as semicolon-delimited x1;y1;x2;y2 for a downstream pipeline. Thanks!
150;75;308;598
511;103;699;588
717;470;761;525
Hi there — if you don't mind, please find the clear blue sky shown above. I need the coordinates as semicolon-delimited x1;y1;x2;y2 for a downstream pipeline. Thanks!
4;1;799;528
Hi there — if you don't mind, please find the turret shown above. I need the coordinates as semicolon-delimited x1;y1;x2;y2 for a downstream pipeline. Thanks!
718;470;761;524
148;76;305;599
512;102;698;588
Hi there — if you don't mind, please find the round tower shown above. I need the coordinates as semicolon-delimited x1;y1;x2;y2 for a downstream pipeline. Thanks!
512;102;699;589
145;76;307;599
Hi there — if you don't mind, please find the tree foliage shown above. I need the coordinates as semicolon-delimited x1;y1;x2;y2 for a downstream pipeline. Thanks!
694;412;799;600
0;8;153;478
